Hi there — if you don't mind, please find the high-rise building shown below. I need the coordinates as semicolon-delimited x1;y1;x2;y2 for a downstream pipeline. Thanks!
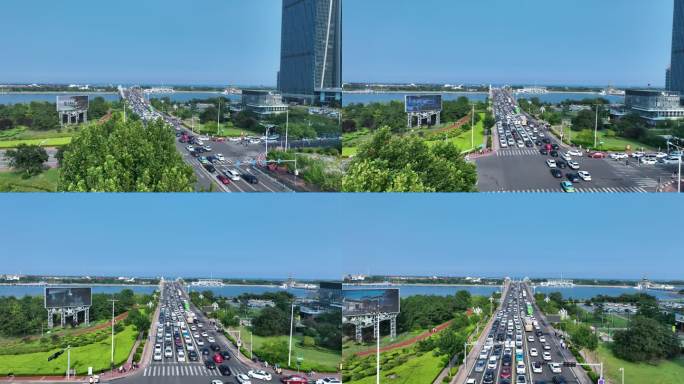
670;0;684;94
279;0;341;106
666;66;672;91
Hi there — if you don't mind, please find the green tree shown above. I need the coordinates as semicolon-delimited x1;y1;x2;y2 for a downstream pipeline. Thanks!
612;316;680;362
342;128;477;192
88;97;110;120
570;324;598;351
252;306;290;337
58;116;196;191
4;144;48;177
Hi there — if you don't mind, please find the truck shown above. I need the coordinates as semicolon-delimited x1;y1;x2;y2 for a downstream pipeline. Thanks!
524;318;533;332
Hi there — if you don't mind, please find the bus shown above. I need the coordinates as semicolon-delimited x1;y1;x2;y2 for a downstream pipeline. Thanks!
526;303;533;316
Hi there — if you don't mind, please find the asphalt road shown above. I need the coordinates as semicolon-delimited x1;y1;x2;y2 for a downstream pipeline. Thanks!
119;282;268;384
462;282;589;384
477;89;676;193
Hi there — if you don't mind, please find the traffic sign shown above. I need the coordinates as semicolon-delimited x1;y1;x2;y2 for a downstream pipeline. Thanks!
598;379;605;384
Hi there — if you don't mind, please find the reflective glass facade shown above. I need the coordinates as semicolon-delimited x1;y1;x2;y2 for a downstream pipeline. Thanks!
671;0;684;93
280;0;341;105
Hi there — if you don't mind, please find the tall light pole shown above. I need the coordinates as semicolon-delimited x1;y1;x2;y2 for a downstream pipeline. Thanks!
287;301;294;367
376;299;381;384
594;104;599;149
108;299;119;371
471;104;475;149
285;109;289;151
66;345;71;379
619;367;624;384
668;140;682;193
217;99;221;136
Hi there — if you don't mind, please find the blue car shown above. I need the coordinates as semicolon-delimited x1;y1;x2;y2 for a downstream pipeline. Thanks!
561;181;575;193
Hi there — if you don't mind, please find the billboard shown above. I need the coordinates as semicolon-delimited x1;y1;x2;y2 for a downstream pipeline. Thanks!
44;287;92;308
56;95;89;112
342;288;400;316
405;95;442;113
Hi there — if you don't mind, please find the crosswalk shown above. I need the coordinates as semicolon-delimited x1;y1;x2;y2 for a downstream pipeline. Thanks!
143;363;234;377
496;148;541;157
487;186;649;193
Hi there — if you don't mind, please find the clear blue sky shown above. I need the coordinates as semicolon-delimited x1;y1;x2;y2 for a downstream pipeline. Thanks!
344;0;674;87
0;0;281;85
1;195;682;281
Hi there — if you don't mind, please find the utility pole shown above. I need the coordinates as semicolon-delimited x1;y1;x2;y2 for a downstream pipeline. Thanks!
287;301;294;367
108;299;119;371
471;104;475;149
285;109;289;151
66;345;71;379
217;99;221;136
376;299;381;384
594;104;599;149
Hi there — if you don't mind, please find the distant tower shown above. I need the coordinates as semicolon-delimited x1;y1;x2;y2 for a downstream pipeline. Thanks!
666;66;672;90
670;0;684;93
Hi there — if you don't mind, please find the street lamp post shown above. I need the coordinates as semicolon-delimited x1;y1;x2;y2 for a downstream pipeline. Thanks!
594;104;599;149
619;367;624;384
667;140;682;193
108;299;119;371
287;301;294;367
285;109;289;151
471;104;475;149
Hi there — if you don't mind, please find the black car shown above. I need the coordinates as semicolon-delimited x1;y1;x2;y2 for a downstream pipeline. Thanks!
220;351;231;360
566;173;580;183
188;350;198;361
550;150;559;157
192;152;200;158
205;360;216;370
502;355;512;366
203;164;216;173
535;330;543;336
218;365;231;376
241;173;258;184
202;348;210;356
483;370;495;384
542;138;551;144
535;140;542;146
210;344;221;352
557;160;567;169
552;376;567;384
540;148;549;155
551;143;560;150
207;156;217;163
551;169;563;178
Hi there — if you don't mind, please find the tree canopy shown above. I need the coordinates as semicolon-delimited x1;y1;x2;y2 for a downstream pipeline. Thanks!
342;128;477;192
4;144;48;177
58;116;196;192
612;316;680;362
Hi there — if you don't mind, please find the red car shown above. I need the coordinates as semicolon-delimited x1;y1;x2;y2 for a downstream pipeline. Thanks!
217;175;231;185
281;375;308;384
500;366;512;379
588;152;606;159
213;353;223;364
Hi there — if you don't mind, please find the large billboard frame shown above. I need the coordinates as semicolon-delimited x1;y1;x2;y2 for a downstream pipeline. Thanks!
342;288;400;317
44;287;93;308
405;94;443;113
56;95;89;112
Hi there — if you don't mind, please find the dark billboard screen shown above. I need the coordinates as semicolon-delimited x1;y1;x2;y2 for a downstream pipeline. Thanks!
45;287;92;308
56;95;89;112
405;95;442;113
342;288;400;316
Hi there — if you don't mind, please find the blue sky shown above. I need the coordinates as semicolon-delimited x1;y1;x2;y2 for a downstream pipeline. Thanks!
1;195;682;281
344;0;674;86
0;0;281;85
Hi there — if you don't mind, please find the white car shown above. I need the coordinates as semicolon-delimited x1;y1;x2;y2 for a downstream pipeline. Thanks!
529;348;538;357
543;343;551;350
164;347;173;358
194;333;200;338
229;137;242;142
186;344;195;352
212;381;224;384
201;331;209;337
236;374;252;384
641;157;657;165
248;370;272;381
215;154;225;162
655;152;669;159
177;350;185;362
516;361;526;375
568;161;580;170
191;326;197;331
487;356;498;370
610;152;628;160
249;139;261;144
479;350;489;360
527;335;535;342
154;344;162;353
207;336;216;343
532;361;543;373
578;171;592;181
546;159;557;168
199;136;210;141
539;336;546;343
197;339;205;346
550;363;562;374
568;149;583;157
316;378;341;384
561;153;572;161
543;351;552;361
153;351;162;361
186;145;195;152
631;151;645;158
226;169;241;181
466;379;476;384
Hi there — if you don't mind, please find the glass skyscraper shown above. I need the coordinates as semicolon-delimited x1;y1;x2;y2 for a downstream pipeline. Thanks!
670;0;684;93
279;0;341;106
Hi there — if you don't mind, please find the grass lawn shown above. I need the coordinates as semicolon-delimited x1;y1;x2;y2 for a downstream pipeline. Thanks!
555;128;655;152
426;112;485;152
0;325;138;376
342;329;426;357
0;168;59;192
182;120;255;137
597;344;684;384
346;349;445;384
0;137;71;148
238;327;339;372
342;146;358;157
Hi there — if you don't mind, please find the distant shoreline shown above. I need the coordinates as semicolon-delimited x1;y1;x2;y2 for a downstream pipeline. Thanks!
342;90;610;95
343;282;675;290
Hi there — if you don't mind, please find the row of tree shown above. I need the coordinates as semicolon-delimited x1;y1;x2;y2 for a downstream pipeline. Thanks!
0;97;114;132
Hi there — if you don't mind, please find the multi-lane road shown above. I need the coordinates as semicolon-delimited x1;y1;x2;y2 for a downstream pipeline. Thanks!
477;89;678;193
119;281;282;384
121;87;294;193
461;282;591;384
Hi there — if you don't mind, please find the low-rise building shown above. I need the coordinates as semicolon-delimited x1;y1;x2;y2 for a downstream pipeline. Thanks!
622;89;684;123
241;90;288;117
